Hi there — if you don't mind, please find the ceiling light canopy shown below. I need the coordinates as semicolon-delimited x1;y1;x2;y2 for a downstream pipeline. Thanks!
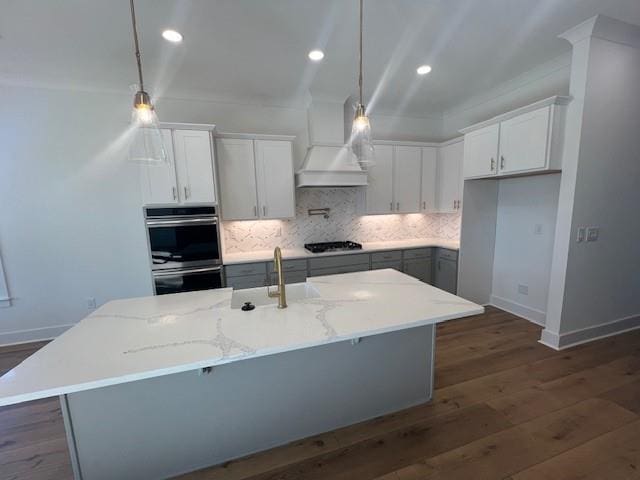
308;49;324;61
162;29;183;43
417;64;432;75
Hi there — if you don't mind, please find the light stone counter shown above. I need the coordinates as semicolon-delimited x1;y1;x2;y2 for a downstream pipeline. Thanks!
223;237;460;265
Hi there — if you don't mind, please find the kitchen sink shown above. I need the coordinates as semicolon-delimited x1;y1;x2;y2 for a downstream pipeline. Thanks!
230;282;321;309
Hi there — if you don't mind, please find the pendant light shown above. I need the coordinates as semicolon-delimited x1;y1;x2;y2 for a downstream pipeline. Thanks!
128;0;167;164
350;0;375;169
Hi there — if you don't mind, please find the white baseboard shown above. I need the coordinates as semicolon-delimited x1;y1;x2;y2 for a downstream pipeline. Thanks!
539;313;640;350
489;295;546;326
0;324;74;347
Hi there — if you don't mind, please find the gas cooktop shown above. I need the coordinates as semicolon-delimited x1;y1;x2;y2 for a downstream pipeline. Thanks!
304;241;363;254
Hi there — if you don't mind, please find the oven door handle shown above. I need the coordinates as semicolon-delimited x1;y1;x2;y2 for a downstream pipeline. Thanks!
146;218;218;227
152;266;222;277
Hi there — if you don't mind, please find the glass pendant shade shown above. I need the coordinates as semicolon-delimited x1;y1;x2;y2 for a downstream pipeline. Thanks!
129;90;168;164
351;103;375;169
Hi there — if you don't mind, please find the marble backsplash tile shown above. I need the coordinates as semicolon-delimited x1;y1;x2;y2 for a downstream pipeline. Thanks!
222;188;461;253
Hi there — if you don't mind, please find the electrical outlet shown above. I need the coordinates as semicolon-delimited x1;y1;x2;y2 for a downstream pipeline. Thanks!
586;227;599;242
87;297;97;310
517;284;529;295
576;227;586;243
534;224;543;235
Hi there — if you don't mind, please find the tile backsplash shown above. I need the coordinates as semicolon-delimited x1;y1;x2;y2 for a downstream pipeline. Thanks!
222;188;461;253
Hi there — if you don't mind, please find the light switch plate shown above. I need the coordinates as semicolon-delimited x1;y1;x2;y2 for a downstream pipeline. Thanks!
576;227;586;243
586;227;599;242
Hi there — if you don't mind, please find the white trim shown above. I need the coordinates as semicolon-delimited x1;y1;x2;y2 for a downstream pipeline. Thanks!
560;15;640;49
374;140;440;148
539;313;640;350
0;324;74;347
215;132;296;141
459;96;572;134
490;295;546;326
158;122;216;132
0;297;11;308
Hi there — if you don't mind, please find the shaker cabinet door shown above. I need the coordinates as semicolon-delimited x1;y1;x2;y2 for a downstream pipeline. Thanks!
394;146;422;213
499;106;550;175
255;140;295;219
139;129;179;205
463;123;499;179
365;145;395;214
216;138;259;220
173;130;216;204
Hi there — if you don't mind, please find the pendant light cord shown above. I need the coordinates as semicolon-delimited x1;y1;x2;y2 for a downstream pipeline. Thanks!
130;0;145;91
358;0;363;106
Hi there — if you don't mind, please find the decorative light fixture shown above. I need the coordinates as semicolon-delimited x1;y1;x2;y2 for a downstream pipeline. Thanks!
128;0;167;164
308;49;325;61
350;0;374;169
417;64;432;75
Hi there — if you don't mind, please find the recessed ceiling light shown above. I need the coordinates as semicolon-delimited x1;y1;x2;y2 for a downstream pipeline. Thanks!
162;29;183;43
417;65;432;75
308;50;325;61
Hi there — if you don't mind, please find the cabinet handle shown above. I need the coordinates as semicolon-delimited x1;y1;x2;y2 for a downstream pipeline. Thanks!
253;205;258;217
500;156;505;170
490;157;495;171
422;201;426;210
396;202;400;211
390;202;393;211
183;186;189;199
262;206;267;216
438;260;442;271
172;187;177;200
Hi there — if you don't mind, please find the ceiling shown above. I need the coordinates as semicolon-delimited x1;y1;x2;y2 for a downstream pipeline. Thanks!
2;0;640;117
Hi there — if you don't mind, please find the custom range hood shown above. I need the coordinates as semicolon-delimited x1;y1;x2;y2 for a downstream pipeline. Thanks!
296;100;368;187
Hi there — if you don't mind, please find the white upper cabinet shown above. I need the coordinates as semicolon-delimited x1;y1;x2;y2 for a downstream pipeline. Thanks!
216;138;259;220
461;96;569;180
365;145;395;214
216;135;295;221
463;124;499;179
436;140;464;213
173;130;217;204
498;106;551;175
140;127;216;206
140;129;179;205
394;146;422;213
254;140;295;219
420;147;437;212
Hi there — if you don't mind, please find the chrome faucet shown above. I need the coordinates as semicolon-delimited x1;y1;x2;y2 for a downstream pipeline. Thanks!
268;247;287;309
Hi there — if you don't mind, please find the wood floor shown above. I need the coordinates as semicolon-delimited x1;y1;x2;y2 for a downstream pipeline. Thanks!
1;307;639;480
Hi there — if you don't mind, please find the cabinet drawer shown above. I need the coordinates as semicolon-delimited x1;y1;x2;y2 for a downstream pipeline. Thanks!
267;259;307;274
403;248;432;260
371;260;402;271
225;262;267;278
225;274;267;289
309;263;369;277
281;271;307;284
308;254;369;270
371;250;402;263
436;249;458;261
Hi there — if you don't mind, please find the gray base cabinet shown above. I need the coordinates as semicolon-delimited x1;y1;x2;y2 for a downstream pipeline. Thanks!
434;249;458;294
224;247;458;292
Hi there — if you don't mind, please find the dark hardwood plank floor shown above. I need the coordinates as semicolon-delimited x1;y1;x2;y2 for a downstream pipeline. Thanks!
1;307;639;480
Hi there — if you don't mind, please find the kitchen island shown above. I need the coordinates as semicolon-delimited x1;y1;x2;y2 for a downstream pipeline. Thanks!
0;269;482;480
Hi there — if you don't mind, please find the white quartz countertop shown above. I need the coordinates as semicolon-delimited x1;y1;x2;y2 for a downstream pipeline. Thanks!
223;238;460;265
0;269;481;407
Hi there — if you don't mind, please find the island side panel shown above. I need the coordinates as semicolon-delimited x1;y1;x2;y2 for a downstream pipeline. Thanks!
63;325;434;480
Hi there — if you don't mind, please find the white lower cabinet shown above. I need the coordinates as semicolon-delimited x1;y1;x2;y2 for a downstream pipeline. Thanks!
461;96;569;180
436;140;463;213
216;136;295;221
140;128;216;206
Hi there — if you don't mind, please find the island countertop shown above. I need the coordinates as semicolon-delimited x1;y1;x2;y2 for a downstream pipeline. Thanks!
0;269;482;407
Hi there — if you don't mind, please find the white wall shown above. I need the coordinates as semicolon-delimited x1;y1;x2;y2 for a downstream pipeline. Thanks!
544;16;640;348
490;175;560;325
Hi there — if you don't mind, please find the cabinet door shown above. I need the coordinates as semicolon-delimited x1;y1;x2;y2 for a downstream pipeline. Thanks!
437;141;463;213
420;147;437;212
403;258;432;284
216;138;259;220
173;130;216;204
499;106;550;175
394;146;422;213
139;129;179;205
254;140;295;219
463;124;499;179
435;258;457;294
365;145;394;214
